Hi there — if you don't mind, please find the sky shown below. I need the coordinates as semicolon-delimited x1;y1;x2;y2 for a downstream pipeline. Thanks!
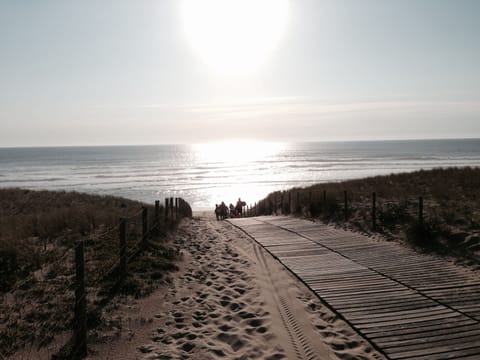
1;0;479;147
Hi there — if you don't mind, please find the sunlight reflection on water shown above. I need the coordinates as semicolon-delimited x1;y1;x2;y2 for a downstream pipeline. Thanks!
188;141;287;208
1;139;480;210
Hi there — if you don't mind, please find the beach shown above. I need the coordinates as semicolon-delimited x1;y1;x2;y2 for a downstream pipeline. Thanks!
84;213;384;360
3;0;480;357
2;165;480;359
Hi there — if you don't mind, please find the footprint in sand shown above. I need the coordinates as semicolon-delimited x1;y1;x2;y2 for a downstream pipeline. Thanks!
220;295;231;307
247;318;263;327
265;353;286;360
331;340;360;351
209;348;226;357
238;311;256;319
217;332;245;352
218;324;233;332
222;314;234;322
181;342;195;352
192;311;206;322
233;286;246;295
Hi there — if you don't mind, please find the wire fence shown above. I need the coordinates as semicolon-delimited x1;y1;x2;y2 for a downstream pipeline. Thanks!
248;167;480;232
247;188;448;232
1;197;192;360
245;180;480;277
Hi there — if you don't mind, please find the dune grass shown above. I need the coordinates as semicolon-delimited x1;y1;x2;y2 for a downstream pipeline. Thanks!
0;188;185;357
257;167;480;259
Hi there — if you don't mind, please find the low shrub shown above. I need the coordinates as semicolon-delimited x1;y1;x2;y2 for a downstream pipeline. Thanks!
0;249;17;291
321;196;341;220
378;202;411;229
406;218;448;252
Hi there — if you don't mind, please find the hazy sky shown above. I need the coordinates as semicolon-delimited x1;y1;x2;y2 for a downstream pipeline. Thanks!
1;0;479;147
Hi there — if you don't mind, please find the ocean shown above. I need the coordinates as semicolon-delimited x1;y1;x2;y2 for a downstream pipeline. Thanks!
1;139;479;210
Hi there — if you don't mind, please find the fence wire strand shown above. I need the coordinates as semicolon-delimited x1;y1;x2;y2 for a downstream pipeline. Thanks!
2;198;190;360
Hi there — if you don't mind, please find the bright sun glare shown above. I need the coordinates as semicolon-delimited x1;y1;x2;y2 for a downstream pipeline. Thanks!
193;140;285;165
180;0;289;75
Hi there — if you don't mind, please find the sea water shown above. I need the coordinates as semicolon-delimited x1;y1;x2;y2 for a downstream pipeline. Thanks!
1;139;479;210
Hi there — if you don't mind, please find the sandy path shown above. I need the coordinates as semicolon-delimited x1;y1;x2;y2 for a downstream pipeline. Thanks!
87;215;385;360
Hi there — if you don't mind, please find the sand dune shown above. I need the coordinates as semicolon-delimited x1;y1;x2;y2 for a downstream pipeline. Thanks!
87;214;385;359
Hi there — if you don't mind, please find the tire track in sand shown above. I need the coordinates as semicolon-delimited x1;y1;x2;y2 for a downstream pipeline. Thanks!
221;218;386;360
213;219;328;360
252;240;321;360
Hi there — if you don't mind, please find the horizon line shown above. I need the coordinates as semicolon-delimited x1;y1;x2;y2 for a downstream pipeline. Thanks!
1;136;480;150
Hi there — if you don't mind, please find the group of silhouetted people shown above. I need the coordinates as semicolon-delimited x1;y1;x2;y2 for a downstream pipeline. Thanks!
215;198;246;220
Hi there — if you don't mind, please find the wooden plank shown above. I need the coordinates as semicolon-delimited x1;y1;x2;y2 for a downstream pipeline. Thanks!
338;300;437;314
318;288;415;300
362;317;474;336
449;353;480;360
364;319;477;337
377;327;480;348
345;306;448;322
374;323;480;345
355;312;462;328
384;331;480;353
229;217;480;359
388;342;480;359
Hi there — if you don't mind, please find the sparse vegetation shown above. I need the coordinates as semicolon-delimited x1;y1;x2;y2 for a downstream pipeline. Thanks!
256;167;480;261
406;218;449;252
0;188;185;357
378;201;411;229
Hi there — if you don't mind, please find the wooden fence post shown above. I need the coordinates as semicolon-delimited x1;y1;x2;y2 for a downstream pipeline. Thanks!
155;200;160;229
419;196;424;223
344;190;348;221
254;202;257;216
119;218;127;280
297;192;300;213
175;198;178;220
372;192;376;231
142;207;148;247
288;192;292;214
164;198;169;221
169;197;174;221
323;189;327;202
74;240;87;359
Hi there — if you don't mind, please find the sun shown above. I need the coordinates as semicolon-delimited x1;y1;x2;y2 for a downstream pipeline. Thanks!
180;0;289;75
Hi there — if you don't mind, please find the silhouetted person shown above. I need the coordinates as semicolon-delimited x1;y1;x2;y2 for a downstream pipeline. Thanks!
219;202;228;220
215;204;220;220
236;197;245;217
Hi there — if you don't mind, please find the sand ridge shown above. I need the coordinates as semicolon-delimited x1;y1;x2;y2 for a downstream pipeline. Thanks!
86;214;385;360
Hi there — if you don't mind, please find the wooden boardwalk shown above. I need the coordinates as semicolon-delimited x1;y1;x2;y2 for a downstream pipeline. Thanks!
229;216;480;360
